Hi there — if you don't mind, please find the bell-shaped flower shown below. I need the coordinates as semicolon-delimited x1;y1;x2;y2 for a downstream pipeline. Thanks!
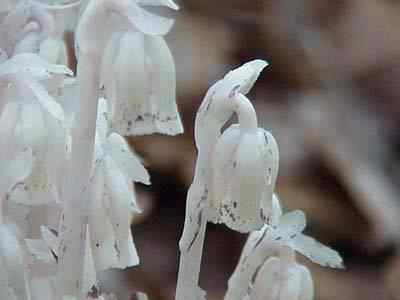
0;102;33;198
249;253;314;300
106;31;183;136
209;123;279;233
85;98;150;271
0;53;72;205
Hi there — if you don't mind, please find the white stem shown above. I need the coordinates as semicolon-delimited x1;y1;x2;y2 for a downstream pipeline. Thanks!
224;239;280;300
233;93;258;132
176;155;208;300
57;50;100;299
177;92;259;300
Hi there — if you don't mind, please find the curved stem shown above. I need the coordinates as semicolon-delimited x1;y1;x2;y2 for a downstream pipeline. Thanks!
233;93;258;132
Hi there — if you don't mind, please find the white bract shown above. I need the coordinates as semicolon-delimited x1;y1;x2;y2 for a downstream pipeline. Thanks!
0;53;72;206
85;98;149;271
225;207;343;300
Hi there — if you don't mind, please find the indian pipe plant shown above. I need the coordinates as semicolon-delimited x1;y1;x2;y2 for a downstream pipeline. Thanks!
0;1;343;300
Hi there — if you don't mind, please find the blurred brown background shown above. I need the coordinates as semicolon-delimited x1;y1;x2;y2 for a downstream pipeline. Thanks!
100;1;400;299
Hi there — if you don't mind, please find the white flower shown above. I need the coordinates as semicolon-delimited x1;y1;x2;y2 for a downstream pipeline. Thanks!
209;123;279;233
105;31;183;136
0;53;72;205
225;204;343;300
85;98;150;271
249;254;313;300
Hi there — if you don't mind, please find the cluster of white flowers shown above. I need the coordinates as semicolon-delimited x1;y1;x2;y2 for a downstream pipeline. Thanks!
176;61;344;300
0;0;180;300
0;1;344;300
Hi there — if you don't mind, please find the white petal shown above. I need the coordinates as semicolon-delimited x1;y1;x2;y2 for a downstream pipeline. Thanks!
0;53;73;79
278;265;302;300
8;104;57;205
249;257;281;300
87;162;119;271
111;31;151;135
2;147;33;196
269;211;306;244
45;112;69;197
138;0;179;10
259;129;279;223
292;234;344;269
82;229;97;297
268;194;282;227
22;76;65;121
0;225;30;300
104;133;150;185
298;264;314;300
210;124;241;223
222;131;268;233
99;32;121;103
144;35;183;135
103;156;140;268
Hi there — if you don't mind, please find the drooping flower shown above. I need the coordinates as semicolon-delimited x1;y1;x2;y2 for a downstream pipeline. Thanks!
176;60;275;300
248;251;314;300
92;0;182;136
0;53;72;205
209;122;279;233
225;204;343;300
107;32;183;136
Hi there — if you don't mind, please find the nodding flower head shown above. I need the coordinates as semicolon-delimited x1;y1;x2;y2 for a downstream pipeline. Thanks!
209;122;279;233
250;251;314;300
192;60;279;232
0;53;72;204
102;31;183;136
